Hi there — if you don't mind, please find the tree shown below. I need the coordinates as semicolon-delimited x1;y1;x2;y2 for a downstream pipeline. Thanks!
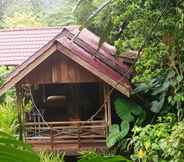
30;0;43;14
76;0;184;119
3;11;45;28
0;0;13;20
45;0;77;26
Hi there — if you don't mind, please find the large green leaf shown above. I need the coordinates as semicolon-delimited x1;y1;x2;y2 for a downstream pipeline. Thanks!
151;93;166;113
0;131;39;162
106;124;120;148
114;98;134;122
114;98;144;122
152;80;170;96
107;98;145;148
106;121;130;148
120;120;130;138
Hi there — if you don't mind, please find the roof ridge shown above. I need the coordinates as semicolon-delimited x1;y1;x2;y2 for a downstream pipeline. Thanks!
0;25;78;32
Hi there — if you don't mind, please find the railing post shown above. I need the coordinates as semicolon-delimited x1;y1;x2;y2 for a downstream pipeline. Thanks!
50;125;54;151
78;122;81;150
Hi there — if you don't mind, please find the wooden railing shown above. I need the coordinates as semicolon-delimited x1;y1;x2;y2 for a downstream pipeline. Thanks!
25;120;107;151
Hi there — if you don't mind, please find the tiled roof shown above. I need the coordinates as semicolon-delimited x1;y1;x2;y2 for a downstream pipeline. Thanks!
0;26;77;65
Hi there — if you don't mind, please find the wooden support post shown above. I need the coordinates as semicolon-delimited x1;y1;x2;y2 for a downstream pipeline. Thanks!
103;84;112;133
78;123;81;150
106;86;112;127
103;84;108;128
16;85;24;141
50;126;54;151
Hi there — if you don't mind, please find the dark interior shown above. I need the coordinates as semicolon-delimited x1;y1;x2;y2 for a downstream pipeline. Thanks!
29;83;104;122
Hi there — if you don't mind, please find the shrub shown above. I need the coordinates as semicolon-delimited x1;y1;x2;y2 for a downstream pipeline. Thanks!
161;120;184;162
129;113;184;162
0;102;17;135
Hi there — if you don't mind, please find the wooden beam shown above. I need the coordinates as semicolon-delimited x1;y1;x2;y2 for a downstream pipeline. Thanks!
25;120;105;125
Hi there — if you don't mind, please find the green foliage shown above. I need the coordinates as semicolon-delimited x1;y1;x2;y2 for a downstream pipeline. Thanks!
0;67;15;103
114;98;145;123
0;131;40;162
0;66;14;85
0;0;78;28
134;71;173;114
0;102;17;135
39;152;64;162
107;98;145;148
161;120;184;162
130;122;171;161
73;0;95;24
3;11;45;28
129;113;184;162
127;1;184;118
45;0;77;26
78;151;132;162
75;0;184;120
0;68;16;136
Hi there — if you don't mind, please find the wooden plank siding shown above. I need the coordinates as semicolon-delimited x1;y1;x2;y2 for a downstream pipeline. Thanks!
20;52;100;84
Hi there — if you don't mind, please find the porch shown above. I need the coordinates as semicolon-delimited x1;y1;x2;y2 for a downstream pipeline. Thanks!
25;120;106;155
21;82;111;155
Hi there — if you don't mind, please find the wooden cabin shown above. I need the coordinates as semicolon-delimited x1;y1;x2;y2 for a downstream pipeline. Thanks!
0;26;132;155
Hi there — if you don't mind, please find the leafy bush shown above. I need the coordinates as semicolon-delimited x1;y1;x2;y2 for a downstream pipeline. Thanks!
161;120;184;162
130;122;171;161
129;113;184;162
0;102;17;135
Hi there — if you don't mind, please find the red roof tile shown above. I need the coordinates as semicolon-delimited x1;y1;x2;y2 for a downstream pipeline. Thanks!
0;26;77;65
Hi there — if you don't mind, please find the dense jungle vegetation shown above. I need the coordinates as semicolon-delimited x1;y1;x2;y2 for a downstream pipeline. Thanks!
0;0;184;162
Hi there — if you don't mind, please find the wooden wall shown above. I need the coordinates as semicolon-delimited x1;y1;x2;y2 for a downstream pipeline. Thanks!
20;52;100;84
